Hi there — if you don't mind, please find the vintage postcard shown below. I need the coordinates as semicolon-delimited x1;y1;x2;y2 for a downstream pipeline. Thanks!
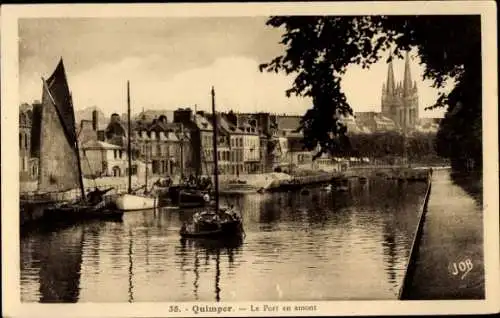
2;1;499;317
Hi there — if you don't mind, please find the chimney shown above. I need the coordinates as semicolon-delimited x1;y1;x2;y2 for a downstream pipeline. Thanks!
97;130;105;141
226;112;238;126
173;108;193;124
92;110;98;131
159;115;168;124
111;113;120;123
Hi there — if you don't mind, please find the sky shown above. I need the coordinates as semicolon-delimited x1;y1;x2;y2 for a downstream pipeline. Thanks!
19;17;447;118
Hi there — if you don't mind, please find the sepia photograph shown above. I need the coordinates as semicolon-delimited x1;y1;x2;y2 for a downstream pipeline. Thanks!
2;2;499;317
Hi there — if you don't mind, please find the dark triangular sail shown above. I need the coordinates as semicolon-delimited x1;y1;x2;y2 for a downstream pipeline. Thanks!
46;59;78;145
37;71;81;193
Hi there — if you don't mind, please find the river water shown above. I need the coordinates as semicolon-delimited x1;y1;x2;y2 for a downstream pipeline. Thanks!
21;178;429;302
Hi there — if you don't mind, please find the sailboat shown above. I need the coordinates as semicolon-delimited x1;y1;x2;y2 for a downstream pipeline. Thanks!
20;59;122;224
111;81;158;211
166;123;212;208
180;87;244;239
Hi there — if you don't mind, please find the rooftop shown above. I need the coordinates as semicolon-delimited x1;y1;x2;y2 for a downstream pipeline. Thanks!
276;115;301;131
82;140;122;150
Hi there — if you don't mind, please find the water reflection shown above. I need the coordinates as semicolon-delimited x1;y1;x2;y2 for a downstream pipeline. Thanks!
21;177;430;302
179;237;244;302
127;229;134;303
21;223;87;302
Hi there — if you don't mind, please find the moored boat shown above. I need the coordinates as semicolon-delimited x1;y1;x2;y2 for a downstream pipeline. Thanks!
179;189;210;207
110;81;159;211
168;184;210;207
21;59;119;225
179;87;244;240
43;203;123;222
43;186;122;220
112;193;158;211
180;208;244;239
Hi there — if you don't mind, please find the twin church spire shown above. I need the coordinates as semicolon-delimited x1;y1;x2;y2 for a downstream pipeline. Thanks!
383;51;417;97
381;51;419;129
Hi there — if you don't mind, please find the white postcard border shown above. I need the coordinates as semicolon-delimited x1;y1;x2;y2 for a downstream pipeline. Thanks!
2;2;499;317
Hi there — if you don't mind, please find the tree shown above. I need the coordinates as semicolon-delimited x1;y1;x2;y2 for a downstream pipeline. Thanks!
260;15;481;170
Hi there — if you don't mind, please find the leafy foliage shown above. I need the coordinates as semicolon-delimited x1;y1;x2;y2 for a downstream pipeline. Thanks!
340;132;442;163
260;15;481;170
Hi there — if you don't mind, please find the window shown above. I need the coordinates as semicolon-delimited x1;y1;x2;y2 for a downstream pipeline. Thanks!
19;133;22;149
25;134;28;149
119;150;123;158
157;144;162;156
114;150;118;159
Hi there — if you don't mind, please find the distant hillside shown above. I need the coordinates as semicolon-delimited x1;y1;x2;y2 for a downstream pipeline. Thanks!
75;107;178;129
136;109;175;122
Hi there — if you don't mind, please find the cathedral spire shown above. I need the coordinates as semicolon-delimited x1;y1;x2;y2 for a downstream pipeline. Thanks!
403;51;413;95
386;58;396;94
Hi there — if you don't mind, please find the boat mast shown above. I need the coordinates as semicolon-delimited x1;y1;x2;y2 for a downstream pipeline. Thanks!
69;91;86;201
127;81;132;194
180;124;184;178
145;142;150;191
210;87;219;211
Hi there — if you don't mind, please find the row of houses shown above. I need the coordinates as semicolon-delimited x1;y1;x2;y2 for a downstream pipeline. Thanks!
19;102;441;182
19;104;331;181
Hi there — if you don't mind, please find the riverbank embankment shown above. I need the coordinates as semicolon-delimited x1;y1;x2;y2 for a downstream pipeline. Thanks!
399;169;484;299
20;165;436;198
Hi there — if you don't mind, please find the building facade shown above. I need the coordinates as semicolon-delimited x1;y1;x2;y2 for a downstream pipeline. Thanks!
136;117;192;178
217;114;244;176
355;111;397;132
194;112;216;176
173;108;202;177
216;132;231;176
102;112;192;178
224;112;261;174
19;104;38;181
81;140;132;177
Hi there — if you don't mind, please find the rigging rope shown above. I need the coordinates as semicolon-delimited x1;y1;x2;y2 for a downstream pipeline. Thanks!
76;124;97;190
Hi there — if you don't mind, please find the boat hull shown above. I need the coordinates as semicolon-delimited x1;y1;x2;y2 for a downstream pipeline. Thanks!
20;199;59;225
180;229;242;239
169;186;210;208
180;219;243;239
113;194;158;211
43;205;123;222
180;225;243;239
